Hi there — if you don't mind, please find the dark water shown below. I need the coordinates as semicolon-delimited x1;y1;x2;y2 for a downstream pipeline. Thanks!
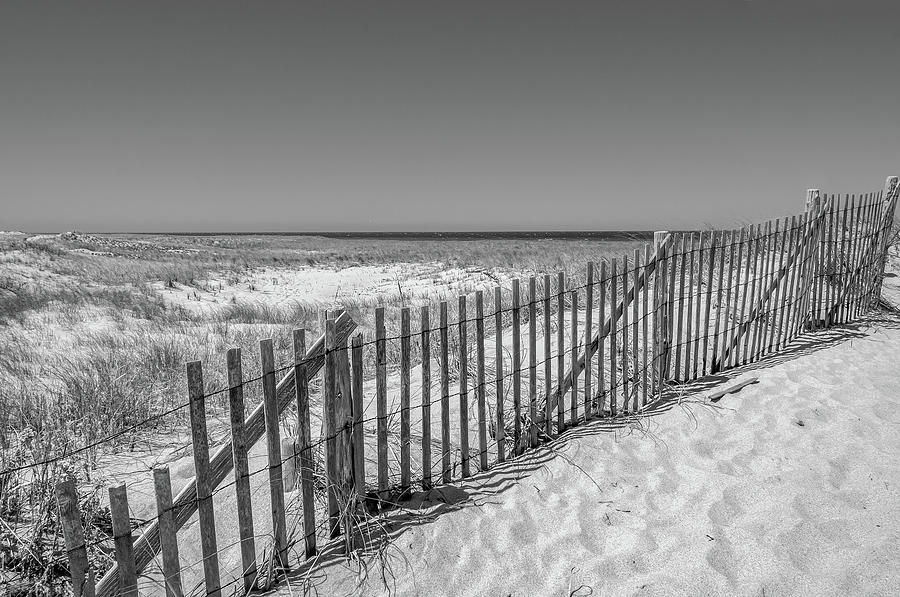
158;230;657;241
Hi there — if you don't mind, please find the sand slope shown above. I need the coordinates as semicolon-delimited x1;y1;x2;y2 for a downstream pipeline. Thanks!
285;301;900;595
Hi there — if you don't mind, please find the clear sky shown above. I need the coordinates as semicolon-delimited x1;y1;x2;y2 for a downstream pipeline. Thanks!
1;1;898;233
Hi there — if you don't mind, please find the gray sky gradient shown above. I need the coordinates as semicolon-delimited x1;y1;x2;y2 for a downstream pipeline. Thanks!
2;1;899;232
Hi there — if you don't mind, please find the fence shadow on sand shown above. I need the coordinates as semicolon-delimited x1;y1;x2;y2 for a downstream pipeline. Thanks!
272;306;899;594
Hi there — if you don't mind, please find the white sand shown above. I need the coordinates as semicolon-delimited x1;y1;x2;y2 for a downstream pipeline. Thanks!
152;262;517;314
281;286;900;595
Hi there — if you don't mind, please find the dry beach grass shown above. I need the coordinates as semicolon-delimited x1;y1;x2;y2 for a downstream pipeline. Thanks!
0;230;645;594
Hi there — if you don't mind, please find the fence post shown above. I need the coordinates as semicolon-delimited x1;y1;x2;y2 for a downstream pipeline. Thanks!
804;189;822;329
187;360;221;597
153;467;184;597
108;484;138;597
225;348;256;593
56;479;96;597
260;339;289;563
292;329;317;559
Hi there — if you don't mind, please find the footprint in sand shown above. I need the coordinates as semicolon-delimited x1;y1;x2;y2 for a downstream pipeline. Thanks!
708;485;745;526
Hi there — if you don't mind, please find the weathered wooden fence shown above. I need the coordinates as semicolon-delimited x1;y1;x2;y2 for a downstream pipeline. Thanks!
56;179;898;596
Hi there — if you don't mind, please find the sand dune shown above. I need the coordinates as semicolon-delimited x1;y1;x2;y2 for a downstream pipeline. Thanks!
283;292;900;595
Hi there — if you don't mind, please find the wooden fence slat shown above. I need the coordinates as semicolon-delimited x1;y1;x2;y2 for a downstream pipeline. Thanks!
673;236;686;380
400;307;411;491
475;291;488;470
860;194;879;310
776;217;797;350
458;296;470;477
755;221;774;359
543;275;553;433
761;220;779;357
792;214;809;341
375;308;389;496
226;349;255;589
631;248;641;411
584;265;593;420
108;484;138;597
787;214;805;339
665;232;678;378
152;467;183;597
701;231;716;374
747;223;764;361
845;195;860;322
767;219;784;354
621;253;629;413
719;230;737;371
765;222;781;354
622;253;637;413
652;238;661;395
440;302;451;482
779;216;802;347
292;329;317;558
682;234;695;380
815;196;828;328
652;234;664;391
710;231;726;373
187;361;221;597
511;279;522;446
334;337;356;553
570;289;579;423
796;212;816;336
529;277;539;446
826;194;841;319
642;245;651;406
557;272;566;428
837;195;850;324
842;194;858;323
768;218;787;354
350;334;365;502
762;220;780;354
609;258;618;416
773;220;790;351
854;194;870;318
726;228;745;369
56;479;96;597
261;339;289;554
420;307;433;487
597;264;607;414
494;288;506;462
693;232;705;376
96;314;358;597
737;226;755;365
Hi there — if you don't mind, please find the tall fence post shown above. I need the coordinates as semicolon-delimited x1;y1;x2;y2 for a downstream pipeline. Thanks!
804;189;822;330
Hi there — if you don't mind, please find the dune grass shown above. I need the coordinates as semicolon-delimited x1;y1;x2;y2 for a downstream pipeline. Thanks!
0;230;649;593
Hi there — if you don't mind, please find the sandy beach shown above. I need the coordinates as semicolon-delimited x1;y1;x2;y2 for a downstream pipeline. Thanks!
279;276;900;597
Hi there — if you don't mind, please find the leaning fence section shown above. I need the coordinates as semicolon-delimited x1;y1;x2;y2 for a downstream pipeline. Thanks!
47;180;899;596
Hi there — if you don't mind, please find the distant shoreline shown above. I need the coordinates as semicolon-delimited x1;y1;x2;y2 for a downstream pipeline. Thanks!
93;230;662;240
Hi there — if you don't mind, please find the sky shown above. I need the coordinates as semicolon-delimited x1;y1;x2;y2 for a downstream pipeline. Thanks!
1;1;899;233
